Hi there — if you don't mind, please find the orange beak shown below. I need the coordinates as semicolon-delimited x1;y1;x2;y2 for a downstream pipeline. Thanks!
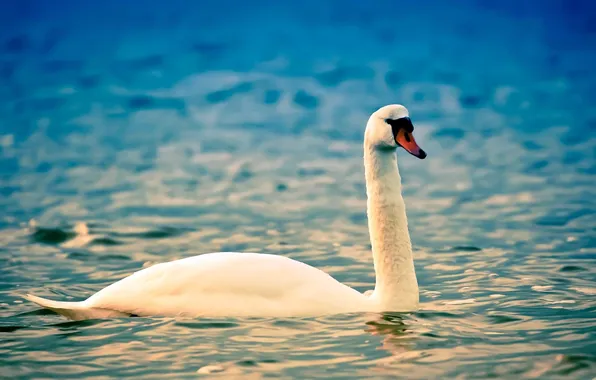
395;128;426;159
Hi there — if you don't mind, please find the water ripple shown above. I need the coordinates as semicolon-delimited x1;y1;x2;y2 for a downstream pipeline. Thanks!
1;0;595;378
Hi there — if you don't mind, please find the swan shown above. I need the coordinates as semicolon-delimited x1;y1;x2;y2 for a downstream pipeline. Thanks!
25;104;427;320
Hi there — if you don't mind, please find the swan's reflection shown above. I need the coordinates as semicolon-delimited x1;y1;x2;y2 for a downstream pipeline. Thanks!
365;312;410;337
363;311;425;366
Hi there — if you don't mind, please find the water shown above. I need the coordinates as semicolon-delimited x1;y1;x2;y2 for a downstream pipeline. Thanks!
1;0;595;378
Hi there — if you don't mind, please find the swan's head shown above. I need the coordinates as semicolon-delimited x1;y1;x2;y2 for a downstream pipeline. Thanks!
365;104;426;159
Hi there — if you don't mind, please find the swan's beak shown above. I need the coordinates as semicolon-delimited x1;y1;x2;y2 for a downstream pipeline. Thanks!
396;129;426;159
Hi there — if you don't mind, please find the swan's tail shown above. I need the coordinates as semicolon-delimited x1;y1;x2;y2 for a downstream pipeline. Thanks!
25;294;131;320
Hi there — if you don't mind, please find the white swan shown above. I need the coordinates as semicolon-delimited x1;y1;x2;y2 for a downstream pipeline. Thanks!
25;104;427;320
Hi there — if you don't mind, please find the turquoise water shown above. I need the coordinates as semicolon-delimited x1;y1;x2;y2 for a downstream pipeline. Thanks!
1;1;595;378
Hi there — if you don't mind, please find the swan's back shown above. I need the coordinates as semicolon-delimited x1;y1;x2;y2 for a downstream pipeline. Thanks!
84;252;370;317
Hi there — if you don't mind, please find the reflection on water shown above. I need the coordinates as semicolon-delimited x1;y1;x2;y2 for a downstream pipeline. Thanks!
1;0;595;378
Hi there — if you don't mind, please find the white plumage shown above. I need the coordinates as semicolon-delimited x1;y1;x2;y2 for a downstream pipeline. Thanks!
26;104;426;320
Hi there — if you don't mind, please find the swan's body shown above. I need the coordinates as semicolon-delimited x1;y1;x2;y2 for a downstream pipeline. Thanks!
26;104;427;320
29;253;371;319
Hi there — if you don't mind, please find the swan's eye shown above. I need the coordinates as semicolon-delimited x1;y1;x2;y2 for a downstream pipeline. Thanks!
385;117;414;133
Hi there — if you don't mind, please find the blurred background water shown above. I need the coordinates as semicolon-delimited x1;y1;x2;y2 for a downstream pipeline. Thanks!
1;0;595;378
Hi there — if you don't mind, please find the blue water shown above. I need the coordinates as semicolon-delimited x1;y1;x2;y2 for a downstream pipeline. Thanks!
1;1;595;378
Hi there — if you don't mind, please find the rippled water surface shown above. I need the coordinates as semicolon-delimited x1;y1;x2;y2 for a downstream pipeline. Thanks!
1;1;595;378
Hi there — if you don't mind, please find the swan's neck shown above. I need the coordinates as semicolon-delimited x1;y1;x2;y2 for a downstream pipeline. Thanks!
364;144;419;310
